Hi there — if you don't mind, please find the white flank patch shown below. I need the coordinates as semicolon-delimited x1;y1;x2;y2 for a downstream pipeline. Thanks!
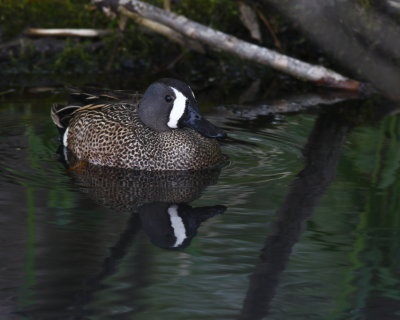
168;205;187;247
63;127;69;147
63;146;69;164
167;87;187;129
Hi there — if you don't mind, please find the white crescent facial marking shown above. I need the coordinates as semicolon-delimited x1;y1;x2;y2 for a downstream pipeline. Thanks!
168;204;187;247
167;87;187;129
63;127;69;147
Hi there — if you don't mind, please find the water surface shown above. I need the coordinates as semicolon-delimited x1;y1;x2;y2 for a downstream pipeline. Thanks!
1;84;400;320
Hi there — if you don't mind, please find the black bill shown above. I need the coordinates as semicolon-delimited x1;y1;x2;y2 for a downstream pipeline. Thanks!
180;104;226;139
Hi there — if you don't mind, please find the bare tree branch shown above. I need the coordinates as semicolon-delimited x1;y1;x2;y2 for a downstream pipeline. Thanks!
93;0;363;91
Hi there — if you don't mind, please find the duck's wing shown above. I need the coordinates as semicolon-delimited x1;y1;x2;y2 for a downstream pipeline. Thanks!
68;87;140;106
51;88;141;132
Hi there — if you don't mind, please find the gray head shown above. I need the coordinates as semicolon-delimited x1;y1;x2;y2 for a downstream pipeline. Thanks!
138;78;226;138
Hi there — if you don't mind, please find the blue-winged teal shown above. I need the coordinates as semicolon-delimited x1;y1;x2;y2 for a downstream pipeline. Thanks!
51;78;226;170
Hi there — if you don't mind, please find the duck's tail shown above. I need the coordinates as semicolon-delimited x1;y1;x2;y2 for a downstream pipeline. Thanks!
50;103;81;135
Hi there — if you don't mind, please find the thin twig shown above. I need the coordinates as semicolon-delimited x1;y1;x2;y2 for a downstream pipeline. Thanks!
255;9;282;50
25;28;112;37
164;0;171;11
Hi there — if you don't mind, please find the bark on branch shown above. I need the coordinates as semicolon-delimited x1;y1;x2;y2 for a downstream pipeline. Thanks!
93;0;362;91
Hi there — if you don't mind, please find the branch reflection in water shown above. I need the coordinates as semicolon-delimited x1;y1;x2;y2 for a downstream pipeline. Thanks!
239;98;400;319
239;108;354;320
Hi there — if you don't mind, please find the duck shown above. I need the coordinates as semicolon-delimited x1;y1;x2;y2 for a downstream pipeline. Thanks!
51;78;226;170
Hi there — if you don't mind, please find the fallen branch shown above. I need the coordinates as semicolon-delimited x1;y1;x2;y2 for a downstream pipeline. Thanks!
93;0;362;91
25;28;112;37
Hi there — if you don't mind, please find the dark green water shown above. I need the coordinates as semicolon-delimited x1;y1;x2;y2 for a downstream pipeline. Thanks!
1;83;400;320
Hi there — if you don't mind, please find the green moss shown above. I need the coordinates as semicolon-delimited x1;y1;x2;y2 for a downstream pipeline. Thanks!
50;39;96;73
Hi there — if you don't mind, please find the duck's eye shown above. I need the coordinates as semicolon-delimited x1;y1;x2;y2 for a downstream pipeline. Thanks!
165;95;174;103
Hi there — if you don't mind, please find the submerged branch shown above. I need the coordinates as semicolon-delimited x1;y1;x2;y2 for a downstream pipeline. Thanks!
93;0;362;91
212;90;363;120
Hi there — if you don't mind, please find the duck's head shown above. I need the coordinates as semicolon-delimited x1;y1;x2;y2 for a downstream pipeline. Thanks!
138;78;226;138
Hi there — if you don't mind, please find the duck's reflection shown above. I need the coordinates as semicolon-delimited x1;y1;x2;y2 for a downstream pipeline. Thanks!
58;152;225;317
62;151;226;250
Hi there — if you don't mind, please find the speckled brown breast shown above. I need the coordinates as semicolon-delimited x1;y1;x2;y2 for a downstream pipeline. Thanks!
66;103;224;170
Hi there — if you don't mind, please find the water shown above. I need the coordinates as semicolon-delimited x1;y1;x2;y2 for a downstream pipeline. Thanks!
1;84;400;320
